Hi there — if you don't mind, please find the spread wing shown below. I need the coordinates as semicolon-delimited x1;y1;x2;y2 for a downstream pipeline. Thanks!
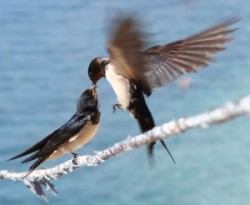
107;16;151;95
107;16;239;96
9;113;90;162
143;17;239;94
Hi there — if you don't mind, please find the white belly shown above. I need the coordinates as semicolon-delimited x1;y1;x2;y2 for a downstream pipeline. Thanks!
105;64;131;110
48;121;99;160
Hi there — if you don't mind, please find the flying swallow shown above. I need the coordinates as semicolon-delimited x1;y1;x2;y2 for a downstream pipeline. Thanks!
9;86;101;175
88;16;239;163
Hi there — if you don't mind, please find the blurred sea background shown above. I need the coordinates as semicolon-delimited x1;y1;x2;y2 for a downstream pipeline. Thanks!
0;0;250;204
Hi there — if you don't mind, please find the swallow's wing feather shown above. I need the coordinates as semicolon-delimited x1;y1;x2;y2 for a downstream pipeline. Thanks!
29;113;90;160
8;132;56;161
9;113;90;162
143;17;239;93
107;16;151;95
23;113;89;172
107;16;239;96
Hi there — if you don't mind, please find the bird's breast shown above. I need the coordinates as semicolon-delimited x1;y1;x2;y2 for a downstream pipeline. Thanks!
48;121;100;160
105;64;131;110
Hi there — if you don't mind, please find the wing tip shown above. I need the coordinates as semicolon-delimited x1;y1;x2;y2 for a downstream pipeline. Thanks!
226;16;241;25
7;154;24;162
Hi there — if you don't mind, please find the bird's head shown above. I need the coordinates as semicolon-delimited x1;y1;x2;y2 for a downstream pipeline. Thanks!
77;85;99;113
88;57;109;85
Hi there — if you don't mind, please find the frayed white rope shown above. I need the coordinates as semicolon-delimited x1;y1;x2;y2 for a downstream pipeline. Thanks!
0;95;249;201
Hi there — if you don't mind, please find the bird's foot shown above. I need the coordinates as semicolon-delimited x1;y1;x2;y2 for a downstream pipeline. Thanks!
112;103;122;114
71;152;80;165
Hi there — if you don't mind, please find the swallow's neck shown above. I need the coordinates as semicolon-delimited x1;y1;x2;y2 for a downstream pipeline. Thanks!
105;64;131;110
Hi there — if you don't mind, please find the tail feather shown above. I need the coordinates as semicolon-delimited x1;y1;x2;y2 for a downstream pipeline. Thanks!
147;141;156;168
160;140;176;164
129;88;175;164
29;157;48;172
19;157;48;180
21;152;39;163
148;141;156;157
8;134;52;161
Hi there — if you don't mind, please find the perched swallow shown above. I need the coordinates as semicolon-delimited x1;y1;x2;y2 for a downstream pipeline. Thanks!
9;86;101;175
88;16;239;163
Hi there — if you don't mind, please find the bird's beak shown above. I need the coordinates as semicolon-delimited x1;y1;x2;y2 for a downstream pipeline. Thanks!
92;83;97;90
90;84;97;98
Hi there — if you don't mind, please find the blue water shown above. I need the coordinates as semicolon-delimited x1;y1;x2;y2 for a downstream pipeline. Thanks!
0;0;250;204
